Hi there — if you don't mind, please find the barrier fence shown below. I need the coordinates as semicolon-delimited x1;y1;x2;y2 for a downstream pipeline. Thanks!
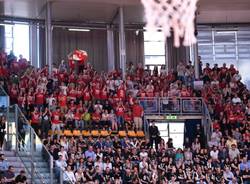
138;97;203;115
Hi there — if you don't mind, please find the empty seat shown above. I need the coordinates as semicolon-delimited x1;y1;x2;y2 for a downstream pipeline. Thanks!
64;130;73;136
118;131;127;137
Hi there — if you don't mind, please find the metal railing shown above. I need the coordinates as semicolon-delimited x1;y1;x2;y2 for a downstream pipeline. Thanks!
7;105;54;184
0;85;9;114
139;97;203;115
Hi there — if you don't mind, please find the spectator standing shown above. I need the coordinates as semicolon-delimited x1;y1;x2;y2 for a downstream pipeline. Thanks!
0;116;6;150
149;121;160;150
132;101;144;131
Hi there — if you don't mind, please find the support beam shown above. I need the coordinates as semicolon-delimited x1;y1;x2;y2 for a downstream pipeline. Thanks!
107;25;115;72
193;43;199;79
118;7;126;79
29;23;39;68
45;1;52;75
193;15;199;79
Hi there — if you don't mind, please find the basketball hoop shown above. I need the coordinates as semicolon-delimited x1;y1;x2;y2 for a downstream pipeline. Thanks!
141;0;199;47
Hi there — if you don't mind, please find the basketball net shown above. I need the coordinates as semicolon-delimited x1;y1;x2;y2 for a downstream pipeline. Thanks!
141;0;199;47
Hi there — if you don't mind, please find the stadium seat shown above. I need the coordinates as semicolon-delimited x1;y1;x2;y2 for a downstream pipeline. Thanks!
118;131;127;137
73;130;81;136
127;131;137;137
82;130;91;137
64;130;73;136
136;131;145;137
100;130;110;137
91;130;100;137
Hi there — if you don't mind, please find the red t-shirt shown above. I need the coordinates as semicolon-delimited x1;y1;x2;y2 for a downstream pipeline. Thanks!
31;112;40;124
83;91;91;101
100;89;108;100
116;105;125;117
117;88;126;99
35;93;45;105
92;112;101;122
124;113;132;122
132;104;143;118
51;112;61;124
58;94;67;107
92;88;101;99
74;112;81;121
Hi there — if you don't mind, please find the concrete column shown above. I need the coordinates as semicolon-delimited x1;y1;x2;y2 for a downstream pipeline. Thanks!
119;7;126;79
45;1;52;75
29;23;38;68
107;25;115;72
193;43;199;79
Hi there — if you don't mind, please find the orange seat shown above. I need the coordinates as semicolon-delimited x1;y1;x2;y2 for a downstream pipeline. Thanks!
48;130;52;136
64;130;73;136
136;131;145;137
100;130;110;137
73;130;81;136
127;131;136;137
118;131;127;137
49;130;63;136
82;130;91;137
91;130;100;137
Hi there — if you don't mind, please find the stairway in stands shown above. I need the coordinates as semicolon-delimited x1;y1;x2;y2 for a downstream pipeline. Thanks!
2;150;57;184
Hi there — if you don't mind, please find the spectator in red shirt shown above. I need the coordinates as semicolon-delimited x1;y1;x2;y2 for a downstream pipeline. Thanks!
92;110;101;129
35;89;45;110
31;107;41;135
132;100;144;131
116;102;125;130
51;107;61;140
58;91;67;113
124;111;133;130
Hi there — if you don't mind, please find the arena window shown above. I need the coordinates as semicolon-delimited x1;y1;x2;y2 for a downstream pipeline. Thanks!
144;31;166;72
4;24;30;60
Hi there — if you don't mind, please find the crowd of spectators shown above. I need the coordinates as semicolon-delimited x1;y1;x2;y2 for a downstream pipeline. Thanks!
0;50;250;183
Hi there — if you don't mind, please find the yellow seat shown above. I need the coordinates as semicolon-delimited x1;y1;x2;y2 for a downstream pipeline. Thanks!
118;131;127;137
48;130;52;136
136;131;145;137
49;130;63;136
82;130;91;137
100;130;110;137
91;130;100;137
64;130;73;136
127;131;136;137
73;130;81;136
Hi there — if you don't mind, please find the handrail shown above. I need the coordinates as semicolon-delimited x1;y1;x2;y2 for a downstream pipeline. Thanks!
10;104;54;184
16;134;46;184
0;85;8;96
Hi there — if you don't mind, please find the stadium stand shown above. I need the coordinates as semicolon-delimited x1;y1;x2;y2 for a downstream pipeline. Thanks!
0;50;250;184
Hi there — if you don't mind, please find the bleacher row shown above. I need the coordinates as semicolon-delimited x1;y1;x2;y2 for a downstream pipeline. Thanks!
48;130;145;138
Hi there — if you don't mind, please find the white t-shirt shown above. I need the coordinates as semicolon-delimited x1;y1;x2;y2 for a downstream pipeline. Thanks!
229;148;240;160
210;150;219;160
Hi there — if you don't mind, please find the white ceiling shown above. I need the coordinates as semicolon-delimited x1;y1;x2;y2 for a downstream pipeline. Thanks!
1;0;250;24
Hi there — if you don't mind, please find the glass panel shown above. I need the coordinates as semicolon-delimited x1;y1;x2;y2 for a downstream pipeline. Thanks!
214;31;236;44
144;31;165;41
214;45;236;59
144;41;165;55
139;98;158;114
160;98;181;113
145;55;165;65
238;59;250;89
238;44;250;59
13;24;30;60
